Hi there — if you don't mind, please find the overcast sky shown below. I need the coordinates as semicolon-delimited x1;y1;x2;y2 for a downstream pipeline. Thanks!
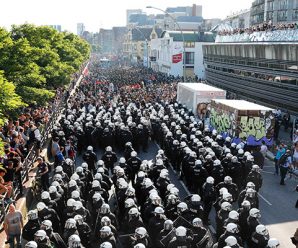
0;0;253;33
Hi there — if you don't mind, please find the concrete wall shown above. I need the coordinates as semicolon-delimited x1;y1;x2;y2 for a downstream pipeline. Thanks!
203;43;298;61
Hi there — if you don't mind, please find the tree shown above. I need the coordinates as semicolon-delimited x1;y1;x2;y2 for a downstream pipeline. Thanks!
0;71;26;125
0;24;90;106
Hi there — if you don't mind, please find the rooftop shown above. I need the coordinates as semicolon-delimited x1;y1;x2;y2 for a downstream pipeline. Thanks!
131;27;163;41
212;99;273;111
178;83;226;92
161;31;215;42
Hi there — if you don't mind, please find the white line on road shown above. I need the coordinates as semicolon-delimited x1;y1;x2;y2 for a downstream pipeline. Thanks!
180;181;191;195
258;193;273;206
208;225;216;234
262;170;275;174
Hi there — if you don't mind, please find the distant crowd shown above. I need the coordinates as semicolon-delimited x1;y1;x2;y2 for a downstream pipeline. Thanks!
218;21;298;36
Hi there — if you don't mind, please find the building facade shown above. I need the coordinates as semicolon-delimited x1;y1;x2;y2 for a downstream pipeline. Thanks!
112;27;127;56
150;31;215;79
126;9;143;25
166;4;202;17
123;27;162;64
77;23;85;36
99;29;113;54
203;43;298;115
250;0;298;25
225;9;251;29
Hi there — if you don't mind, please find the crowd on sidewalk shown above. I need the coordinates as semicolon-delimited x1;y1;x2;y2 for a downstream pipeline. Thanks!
218;21;298;36
0;85;75;204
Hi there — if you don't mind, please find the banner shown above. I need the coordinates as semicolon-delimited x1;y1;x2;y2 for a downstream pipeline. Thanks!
172;53;183;63
83;67;89;76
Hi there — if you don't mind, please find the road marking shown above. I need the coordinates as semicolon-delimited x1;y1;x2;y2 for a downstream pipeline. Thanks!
262;170;274;174
263;165;274;168
258;193;273;206
208;225;216;234
180;181;191;195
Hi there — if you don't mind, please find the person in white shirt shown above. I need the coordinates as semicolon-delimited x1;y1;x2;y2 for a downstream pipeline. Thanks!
260;140;268;158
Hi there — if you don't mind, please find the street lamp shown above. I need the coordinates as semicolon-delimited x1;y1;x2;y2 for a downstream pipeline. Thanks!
146;5;186;81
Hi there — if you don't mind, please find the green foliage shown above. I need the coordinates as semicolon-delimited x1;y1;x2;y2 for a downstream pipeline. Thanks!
16;86;55;106
0;140;5;157
0;71;26;124
0;24;90;110
91;44;101;53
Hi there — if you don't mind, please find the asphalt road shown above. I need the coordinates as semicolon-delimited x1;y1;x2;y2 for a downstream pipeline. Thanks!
256;158;298;248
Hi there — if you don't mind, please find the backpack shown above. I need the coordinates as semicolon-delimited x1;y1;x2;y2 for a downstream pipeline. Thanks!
279;154;288;166
29;129;37;142
68;146;75;158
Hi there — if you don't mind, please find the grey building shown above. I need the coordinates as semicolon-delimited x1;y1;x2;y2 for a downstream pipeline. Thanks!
250;0;298;25
112;27;127;55
77;23;85;36
99;29;113;54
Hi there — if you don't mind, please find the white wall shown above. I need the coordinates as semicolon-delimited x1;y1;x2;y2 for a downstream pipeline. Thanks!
149;35;206;79
195;43;205;79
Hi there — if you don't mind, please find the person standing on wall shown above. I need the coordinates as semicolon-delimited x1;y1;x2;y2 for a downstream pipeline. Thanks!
4;204;24;248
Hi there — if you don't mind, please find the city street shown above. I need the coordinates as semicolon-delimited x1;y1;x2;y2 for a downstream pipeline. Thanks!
75;141;298;248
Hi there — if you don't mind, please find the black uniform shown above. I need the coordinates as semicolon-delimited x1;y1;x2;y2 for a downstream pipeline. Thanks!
82;150;97;173
22;219;40;241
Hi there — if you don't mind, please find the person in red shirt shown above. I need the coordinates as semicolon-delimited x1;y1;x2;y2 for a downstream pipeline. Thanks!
0;167;13;203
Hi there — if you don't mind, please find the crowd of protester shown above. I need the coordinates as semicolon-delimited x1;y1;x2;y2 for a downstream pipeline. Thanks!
0;72;81;203
218;21;298;36
1;61;289;248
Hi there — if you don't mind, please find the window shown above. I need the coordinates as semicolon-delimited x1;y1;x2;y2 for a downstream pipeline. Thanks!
267;11;273;20
267;2;273;11
185;42;195;48
185;52;194;64
278;0;288;10
277;10;287;21
293;10;298;20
